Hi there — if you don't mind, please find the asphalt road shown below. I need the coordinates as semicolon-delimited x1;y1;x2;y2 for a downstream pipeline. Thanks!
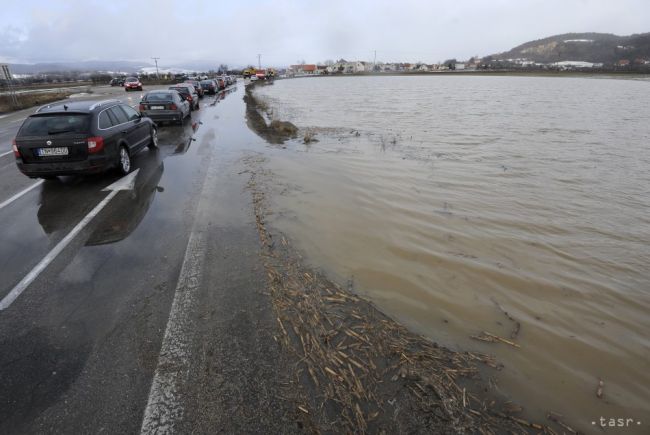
0;83;300;433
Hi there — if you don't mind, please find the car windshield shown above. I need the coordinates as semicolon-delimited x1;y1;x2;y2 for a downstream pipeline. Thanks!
19;114;90;136
145;93;174;101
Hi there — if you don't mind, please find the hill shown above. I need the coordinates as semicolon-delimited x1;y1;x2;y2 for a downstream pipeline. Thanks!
486;32;650;64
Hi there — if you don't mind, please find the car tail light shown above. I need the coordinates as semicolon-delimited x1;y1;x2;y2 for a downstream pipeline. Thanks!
169;103;177;110
87;136;105;154
139;104;145;111
187;95;193;101
12;138;21;157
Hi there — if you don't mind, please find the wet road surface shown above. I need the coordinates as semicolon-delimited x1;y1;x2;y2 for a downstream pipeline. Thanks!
0;84;299;433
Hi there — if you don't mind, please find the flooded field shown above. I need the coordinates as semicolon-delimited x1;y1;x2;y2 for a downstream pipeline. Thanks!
253;75;650;432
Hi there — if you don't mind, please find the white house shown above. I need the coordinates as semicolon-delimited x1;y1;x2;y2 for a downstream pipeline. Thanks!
344;61;365;73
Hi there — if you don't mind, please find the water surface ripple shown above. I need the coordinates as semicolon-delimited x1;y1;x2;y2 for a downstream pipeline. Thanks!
254;75;650;432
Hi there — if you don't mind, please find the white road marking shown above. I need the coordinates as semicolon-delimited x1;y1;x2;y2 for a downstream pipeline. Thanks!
0;170;139;311
140;155;215;434
0;149;14;158
10;118;25;123
0;180;44;211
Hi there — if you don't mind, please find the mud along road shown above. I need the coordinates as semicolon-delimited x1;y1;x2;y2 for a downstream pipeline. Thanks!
0;84;300;433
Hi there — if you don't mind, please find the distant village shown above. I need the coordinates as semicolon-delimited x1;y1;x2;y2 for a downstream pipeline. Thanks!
284;55;650;76
2;50;649;88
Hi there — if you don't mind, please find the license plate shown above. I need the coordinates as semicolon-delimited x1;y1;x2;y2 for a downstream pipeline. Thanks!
151;105;165;110
38;147;69;156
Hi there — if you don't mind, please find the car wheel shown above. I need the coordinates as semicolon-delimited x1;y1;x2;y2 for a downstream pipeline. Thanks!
117;145;131;175
148;127;158;149
177;114;184;125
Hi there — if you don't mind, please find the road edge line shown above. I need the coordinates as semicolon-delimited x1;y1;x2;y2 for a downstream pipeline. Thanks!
0;189;117;310
0;180;44;210
140;156;214;434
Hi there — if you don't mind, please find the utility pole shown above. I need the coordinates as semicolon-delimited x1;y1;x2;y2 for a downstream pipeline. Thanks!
257;54;261;70
151;57;160;78
1;64;19;108
373;50;377;72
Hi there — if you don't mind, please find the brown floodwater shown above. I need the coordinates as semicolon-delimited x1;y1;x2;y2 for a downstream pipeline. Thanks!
253;75;650;433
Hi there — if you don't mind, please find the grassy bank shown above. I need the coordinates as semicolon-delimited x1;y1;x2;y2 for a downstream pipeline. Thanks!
2;81;92;91
0;91;74;114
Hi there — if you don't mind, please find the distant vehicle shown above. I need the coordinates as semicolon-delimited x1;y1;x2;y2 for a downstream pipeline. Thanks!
167;84;200;110
13;99;157;178
255;70;267;80
139;90;190;125
109;78;125;86
215;77;226;89
184;79;204;98
249;75;259;81
124;77;143;91
200;79;218;95
242;67;256;78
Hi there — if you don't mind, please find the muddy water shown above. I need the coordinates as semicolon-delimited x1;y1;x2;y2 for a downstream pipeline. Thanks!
253;75;650;432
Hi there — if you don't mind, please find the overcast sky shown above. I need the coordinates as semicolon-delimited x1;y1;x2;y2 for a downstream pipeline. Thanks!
1;0;648;67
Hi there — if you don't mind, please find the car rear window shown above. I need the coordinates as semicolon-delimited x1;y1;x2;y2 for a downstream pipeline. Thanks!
98;111;113;129
108;106;129;124
146;92;175;101
200;80;212;84
19;114;90;136
168;87;188;94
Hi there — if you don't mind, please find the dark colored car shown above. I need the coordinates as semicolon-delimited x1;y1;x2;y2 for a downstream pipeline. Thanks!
184;79;204;98
139;90;191;125
110;77;125;86
167;84;200;110
200;79;218;95
13;99;157;178
124;77;143;91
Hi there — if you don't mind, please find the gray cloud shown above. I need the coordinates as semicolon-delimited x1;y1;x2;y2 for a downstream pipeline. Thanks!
1;0;648;67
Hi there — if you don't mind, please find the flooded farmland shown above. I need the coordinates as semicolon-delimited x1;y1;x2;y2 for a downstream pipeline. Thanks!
252;75;650;433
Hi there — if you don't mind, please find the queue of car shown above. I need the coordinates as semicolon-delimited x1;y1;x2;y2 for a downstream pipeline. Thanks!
11;74;236;180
